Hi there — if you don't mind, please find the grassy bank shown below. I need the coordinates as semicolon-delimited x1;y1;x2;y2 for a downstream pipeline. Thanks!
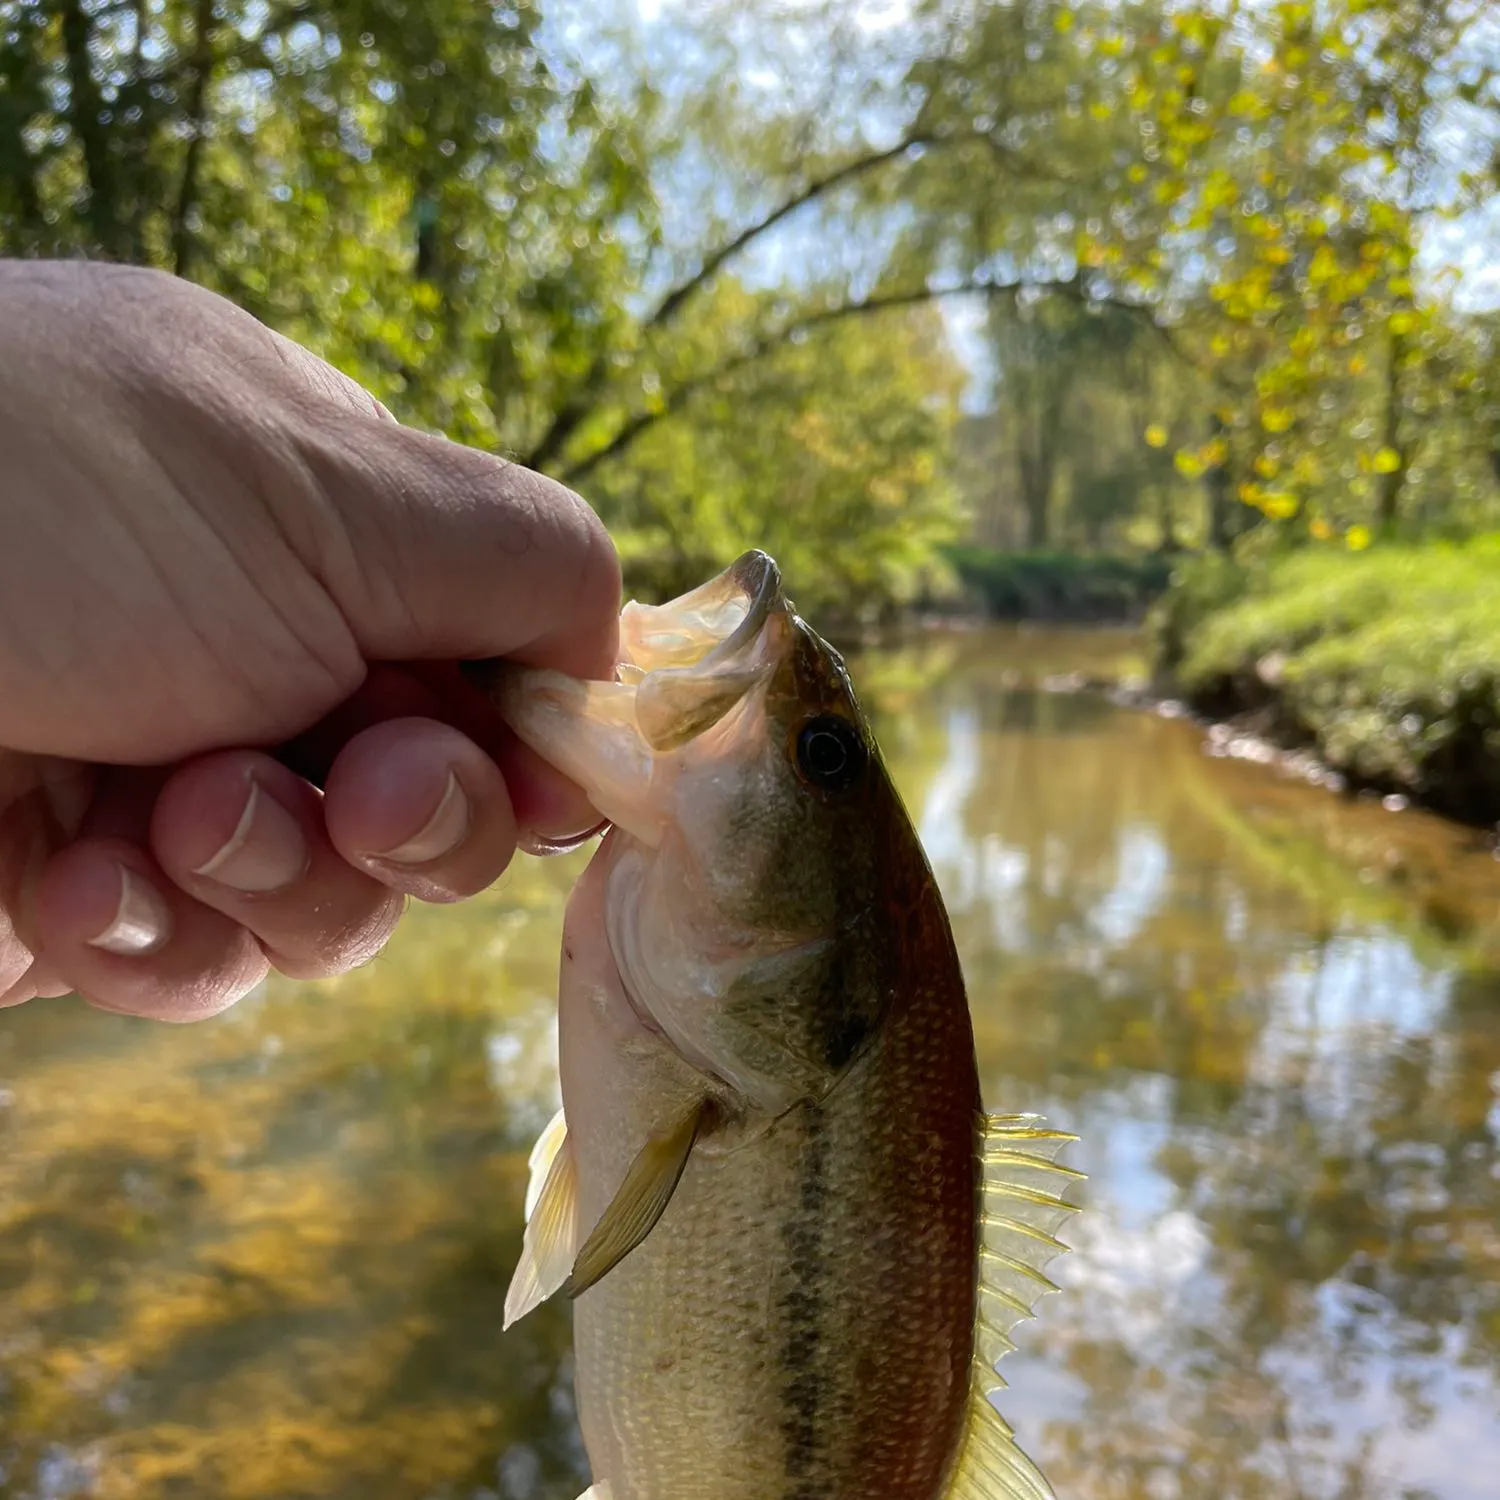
945;547;1173;621
1152;538;1500;825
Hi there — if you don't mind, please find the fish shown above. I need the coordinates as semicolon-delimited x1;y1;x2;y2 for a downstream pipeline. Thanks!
487;551;1081;1500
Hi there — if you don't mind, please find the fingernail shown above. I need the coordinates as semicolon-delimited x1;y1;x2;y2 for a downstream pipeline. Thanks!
518;818;609;857
192;781;309;893
378;772;470;865
87;865;173;956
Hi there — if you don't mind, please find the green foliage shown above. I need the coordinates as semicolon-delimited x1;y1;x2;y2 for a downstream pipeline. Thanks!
1;0;1496;606
596;299;965;619
927;0;1500;549
1147;550;1256;679
1168;538;1500;820
948;546;1171;622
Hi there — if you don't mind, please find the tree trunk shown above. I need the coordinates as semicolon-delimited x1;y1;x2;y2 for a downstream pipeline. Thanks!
1203;412;1234;549
171;0;217;278
1156;483;1181;553
1018;411;1054;550
1375;323;1408;535
60;0;123;256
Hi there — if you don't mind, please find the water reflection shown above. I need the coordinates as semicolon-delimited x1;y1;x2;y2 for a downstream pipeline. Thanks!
2;626;1498;1499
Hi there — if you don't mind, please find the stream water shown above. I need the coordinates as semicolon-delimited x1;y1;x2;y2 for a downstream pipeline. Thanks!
1;626;1497;1500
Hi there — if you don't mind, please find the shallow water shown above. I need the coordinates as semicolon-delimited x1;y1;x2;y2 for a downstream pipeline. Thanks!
1;625;1498;1500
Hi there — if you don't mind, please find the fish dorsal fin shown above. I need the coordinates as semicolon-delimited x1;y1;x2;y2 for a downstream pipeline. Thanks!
565;1098;711;1300
942;1112;1083;1500
504;1108;580;1329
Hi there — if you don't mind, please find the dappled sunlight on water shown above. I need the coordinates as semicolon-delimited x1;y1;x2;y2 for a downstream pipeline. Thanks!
2;626;1498;1499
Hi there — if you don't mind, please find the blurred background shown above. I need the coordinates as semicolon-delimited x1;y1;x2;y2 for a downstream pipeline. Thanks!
2;1;1500;1497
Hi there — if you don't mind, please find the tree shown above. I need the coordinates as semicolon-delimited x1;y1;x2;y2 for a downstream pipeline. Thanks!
4;0;1496;582
585;288;966;617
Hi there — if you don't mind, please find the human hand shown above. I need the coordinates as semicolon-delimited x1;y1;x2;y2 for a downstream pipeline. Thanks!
0;261;618;1020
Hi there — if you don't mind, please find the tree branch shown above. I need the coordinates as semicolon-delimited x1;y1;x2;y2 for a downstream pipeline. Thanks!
558;276;1170;487
650;135;929;332
521;132;931;474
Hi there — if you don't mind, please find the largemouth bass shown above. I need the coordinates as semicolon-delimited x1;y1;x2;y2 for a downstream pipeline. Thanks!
491;552;1080;1500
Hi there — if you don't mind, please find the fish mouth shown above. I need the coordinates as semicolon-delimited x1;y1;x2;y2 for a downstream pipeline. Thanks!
618;550;784;679
476;552;789;846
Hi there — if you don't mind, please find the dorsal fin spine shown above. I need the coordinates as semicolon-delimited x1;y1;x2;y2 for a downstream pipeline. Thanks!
938;1111;1084;1500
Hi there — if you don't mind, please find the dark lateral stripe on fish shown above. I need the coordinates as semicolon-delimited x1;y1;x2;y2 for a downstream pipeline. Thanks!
778;1102;829;1500
818;938;879;1073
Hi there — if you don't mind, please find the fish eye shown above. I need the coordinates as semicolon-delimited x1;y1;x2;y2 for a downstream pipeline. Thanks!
794;714;867;794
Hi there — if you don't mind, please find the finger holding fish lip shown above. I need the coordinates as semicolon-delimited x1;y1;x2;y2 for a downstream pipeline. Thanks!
500;737;608;854
322;717;535;901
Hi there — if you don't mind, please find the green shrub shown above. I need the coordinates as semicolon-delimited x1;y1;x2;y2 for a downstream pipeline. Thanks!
1157;536;1500;819
945;547;1172;621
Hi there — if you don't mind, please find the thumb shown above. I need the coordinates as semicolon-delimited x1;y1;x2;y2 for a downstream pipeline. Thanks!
290;414;622;682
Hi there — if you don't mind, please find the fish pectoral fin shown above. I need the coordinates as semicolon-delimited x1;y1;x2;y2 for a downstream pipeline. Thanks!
524;1107;569;1223
503;1113;580;1330
564;1098;711;1300
575;1485;613;1500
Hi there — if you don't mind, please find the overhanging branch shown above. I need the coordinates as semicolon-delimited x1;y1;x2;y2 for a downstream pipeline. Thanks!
522;131;934;473
648;135;930;332
558;275;1176;486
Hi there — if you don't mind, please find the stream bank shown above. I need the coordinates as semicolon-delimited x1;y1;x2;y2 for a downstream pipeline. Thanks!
1148;541;1500;829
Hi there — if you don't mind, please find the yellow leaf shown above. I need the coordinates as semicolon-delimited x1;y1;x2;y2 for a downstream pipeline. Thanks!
1389;310;1417;335
1373;446;1401;473
1055;9;1075;32
1346;525;1372;550
1348;353;1368;375
1144;423;1169;448
1308;245;1338;284
1261;407;1294;433
1261;492;1298;519
1175;451;1205;478
1310;518;1332;540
